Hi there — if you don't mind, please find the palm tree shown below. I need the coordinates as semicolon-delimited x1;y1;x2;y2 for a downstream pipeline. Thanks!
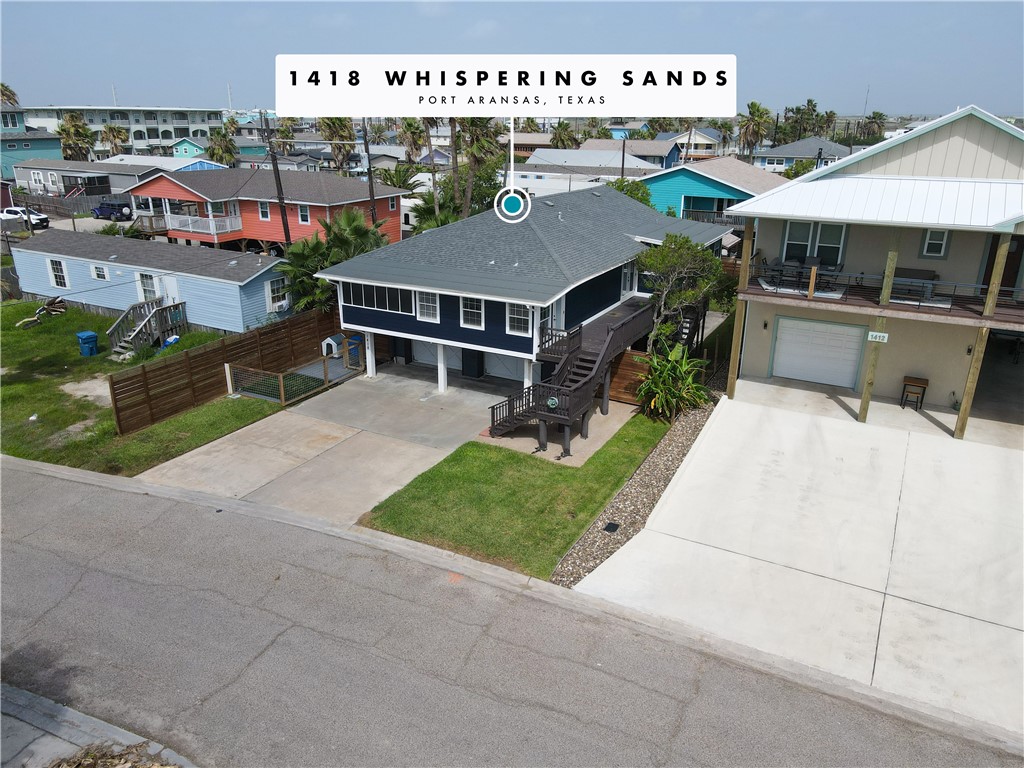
521;117;541;134
457;117;500;219
550;120;579;149
368;122;389;144
864;111;888;137
823;110;838;140
737;101;773;163
320;117;356;172
594;125;613;140
448;117;461;210
55;112;94;161
1;83;18;105
648;117;677;133
374;165;424;192
205;128;237;166
100;123;129;156
276;116;298;154
410;189;461;234
223;116;239;136
421;117;441;219
584;117;602;133
397;117;425;163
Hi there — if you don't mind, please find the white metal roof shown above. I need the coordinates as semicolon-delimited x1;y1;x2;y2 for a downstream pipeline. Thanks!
728;175;1024;231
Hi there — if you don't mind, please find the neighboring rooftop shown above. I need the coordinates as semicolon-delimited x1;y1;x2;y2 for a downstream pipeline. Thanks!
581;138;679;157
753;136;852;160
526;148;662;171
644;156;788;196
14;229;282;283
103;154;229;171
318;186;731;305
12;158;162;176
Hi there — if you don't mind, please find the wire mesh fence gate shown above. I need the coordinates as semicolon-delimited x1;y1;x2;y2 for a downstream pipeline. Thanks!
226;334;366;406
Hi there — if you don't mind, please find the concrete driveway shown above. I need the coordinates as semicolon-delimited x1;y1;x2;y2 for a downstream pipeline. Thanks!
576;398;1023;737
138;368;508;526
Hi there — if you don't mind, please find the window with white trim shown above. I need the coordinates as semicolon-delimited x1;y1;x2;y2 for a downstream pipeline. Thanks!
922;229;948;259
765;157;786;168
1;113;18;128
48;259;68;289
783;221;813;262
91;265;109;281
48;172;58;187
30;170;43;186
139;273;158;301
507;303;531;336
298;205;310;224
207;201;224;215
266;276;289;311
341;282;414;314
461;297;483;329
539;304;552;330
6;143;16;150
416;291;439;323
813;223;845;267
388;197;397;211
258;201;270;220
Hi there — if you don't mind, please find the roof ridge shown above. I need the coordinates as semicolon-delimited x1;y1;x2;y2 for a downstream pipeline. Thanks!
525;208;575;284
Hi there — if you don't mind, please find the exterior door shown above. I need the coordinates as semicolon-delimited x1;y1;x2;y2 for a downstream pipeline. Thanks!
983;235;1023;293
772;318;865;388
484;352;523;382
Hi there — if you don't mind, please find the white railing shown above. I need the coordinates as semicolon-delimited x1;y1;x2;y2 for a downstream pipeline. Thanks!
164;213;242;235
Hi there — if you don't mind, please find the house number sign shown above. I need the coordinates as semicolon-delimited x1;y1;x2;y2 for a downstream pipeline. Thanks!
867;331;889;343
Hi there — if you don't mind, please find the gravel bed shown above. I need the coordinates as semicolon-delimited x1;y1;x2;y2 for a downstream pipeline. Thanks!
549;363;727;588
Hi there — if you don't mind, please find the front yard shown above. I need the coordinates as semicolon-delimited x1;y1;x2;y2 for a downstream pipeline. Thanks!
361;415;670;579
1;302;278;475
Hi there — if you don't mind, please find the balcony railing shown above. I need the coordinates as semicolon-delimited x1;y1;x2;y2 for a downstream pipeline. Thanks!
744;263;1023;324
164;213;242;235
680;209;743;227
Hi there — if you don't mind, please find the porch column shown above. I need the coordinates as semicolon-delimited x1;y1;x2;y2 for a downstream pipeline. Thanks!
601;366;611;415
858;242;899;422
954;327;991;440
726;218;755;398
364;332;377;378
523;359;533;389
437;343;448;393
983;234;1012;317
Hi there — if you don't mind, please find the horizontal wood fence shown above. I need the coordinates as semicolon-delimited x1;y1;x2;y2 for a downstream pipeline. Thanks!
108;310;340;435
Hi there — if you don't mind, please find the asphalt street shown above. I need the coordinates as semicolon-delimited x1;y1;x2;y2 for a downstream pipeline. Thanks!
1;459;1019;767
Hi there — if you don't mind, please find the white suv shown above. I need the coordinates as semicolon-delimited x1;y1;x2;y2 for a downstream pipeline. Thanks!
1;207;49;229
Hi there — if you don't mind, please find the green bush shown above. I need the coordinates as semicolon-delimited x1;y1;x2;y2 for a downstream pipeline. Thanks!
635;342;711;421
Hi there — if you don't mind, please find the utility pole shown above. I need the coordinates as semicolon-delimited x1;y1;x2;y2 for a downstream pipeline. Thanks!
261;111;292;250
620;136;626;180
361;116;378;224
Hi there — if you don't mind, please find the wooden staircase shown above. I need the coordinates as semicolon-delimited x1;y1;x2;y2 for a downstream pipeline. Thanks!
489;302;655;455
106;298;188;360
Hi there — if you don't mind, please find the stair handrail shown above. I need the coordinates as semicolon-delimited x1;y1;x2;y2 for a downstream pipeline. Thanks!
106;297;164;352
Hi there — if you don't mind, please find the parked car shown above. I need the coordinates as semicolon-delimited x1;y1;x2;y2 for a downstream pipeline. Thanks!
2;206;49;229
91;201;134;222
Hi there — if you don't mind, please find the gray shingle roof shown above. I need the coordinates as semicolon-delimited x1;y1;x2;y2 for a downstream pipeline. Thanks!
143;169;407;205
643;156;787;195
318;187;731;305
754;136;852;159
14;229;282;284
12;158;161;176
581;138;678;156
526;149;661;170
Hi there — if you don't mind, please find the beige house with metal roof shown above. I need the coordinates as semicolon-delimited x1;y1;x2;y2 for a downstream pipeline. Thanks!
725;105;1023;439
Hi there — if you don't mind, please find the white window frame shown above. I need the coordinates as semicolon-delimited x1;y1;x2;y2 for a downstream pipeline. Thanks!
783;220;814;263
765;157;786;168
48;259;68;289
388;196;397;211
207;201;224;216
265;276;289;311
341;282;414;314
506;303;531;337
47;172;58;187
813;223;846;266
258;201;270;220
922;229;948;259
90;264;109;281
416;291;440;323
137;272;158;302
30;170;44;186
298;205;310;224
460;296;484;330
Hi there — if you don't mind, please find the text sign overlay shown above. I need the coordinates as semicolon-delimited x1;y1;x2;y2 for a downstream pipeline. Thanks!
277;55;736;118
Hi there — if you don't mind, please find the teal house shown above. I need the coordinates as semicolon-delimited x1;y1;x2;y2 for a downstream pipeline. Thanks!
640;156;786;219
1;106;63;180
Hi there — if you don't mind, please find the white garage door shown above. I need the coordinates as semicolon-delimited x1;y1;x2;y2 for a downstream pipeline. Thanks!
772;318;865;388
485;352;523;382
412;341;462;370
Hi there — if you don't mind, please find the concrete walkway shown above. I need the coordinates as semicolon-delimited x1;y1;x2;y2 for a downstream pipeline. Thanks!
1;684;194;768
576;398;1023;739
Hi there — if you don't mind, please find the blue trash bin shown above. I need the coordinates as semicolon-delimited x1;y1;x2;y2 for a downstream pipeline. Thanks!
76;331;99;357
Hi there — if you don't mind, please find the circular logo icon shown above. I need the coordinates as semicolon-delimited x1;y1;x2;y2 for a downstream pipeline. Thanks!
546;396;560;409
494;188;532;224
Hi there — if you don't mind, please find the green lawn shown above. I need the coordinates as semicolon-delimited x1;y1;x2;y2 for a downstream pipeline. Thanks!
1;302;279;475
362;415;670;579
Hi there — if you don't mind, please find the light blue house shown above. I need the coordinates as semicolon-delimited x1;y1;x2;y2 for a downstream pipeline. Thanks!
641;156;786;218
12;229;289;334
608;121;650;140
2;105;63;180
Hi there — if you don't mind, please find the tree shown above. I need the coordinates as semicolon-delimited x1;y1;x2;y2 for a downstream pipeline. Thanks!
276;208;389;313
864;110;888;137
1;82;18;105
648;117;677;133
520;117;541;134
374;165;424;192
606;178;653;208
594;125;613;140
421;117;441;219
205;128;237;166
782;158;816;179
367;122;389;144
223;116;239;136
635;342;711;421
584;116;602;132
637;234;730;348
97;221;149;239
737;101;773;162
397;117;425;163
457;117;501;219
55;112;94;161
549;120;578;149
276;116;298;154
320;117;356;171
100;123;129;156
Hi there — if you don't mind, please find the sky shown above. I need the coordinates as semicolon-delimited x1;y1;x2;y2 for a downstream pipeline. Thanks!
1;1;1022;119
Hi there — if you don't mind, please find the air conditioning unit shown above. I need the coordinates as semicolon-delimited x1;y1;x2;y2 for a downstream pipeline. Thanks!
272;299;290;312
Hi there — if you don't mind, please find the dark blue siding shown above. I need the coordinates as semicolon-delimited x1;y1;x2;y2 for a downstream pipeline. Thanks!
342;295;533;354
565;268;622;328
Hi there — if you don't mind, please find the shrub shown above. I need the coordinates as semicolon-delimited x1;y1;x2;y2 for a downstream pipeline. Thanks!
635;342;711;421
